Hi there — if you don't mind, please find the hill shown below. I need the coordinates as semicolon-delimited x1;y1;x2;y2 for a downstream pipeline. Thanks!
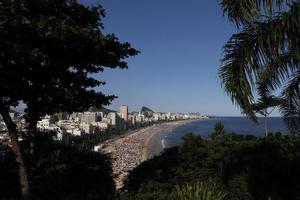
141;106;154;118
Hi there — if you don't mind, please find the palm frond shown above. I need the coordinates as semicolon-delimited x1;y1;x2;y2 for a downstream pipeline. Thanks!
256;50;300;92
176;180;227;200
280;70;300;133
221;0;294;27
219;2;300;122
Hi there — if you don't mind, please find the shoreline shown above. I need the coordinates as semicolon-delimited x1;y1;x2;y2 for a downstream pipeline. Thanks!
100;119;201;189
142;119;199;160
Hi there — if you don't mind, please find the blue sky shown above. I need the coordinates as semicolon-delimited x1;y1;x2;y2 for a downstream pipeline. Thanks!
80;0;279;116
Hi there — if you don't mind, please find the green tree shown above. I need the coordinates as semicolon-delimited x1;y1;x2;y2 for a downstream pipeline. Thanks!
176;180;226;200
219;0;300;133
0;131;116;200
209;122;226;175
209;122;226;141
251;86;282;141
0;0;138;199
124;133;300;200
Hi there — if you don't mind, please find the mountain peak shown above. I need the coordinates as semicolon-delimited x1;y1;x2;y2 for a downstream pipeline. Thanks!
141;106;154;113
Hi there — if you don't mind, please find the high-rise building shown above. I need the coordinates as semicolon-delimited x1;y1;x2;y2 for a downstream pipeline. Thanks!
95;112;104;121
119;105;128;121
108;112;117;126
80;123;92;134
119;105;128;131
80;112;96;124
128;114;136;127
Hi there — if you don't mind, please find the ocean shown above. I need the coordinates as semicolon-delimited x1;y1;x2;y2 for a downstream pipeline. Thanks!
147;117;289;158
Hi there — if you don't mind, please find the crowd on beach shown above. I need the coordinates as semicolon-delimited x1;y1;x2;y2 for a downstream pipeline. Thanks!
101;127;152;188
101;120;199;189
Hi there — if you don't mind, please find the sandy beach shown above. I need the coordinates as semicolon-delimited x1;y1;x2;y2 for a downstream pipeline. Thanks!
142;121;194;159
100;119;198;189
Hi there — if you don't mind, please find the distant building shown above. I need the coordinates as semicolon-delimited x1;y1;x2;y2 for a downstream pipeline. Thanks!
119;106;128;121
99;122;109;130
119;105;128;131
96;112;104;121
57;120;78;130
80;123;92;134
108;112;117;126
37;118;50;129
66;128;81;136
107;112;122;131
80;112;96;124
153;113;160;121
36;116;62;140
128;114;136;127
69;112;81;123
101;117;111;124
136;114;144;123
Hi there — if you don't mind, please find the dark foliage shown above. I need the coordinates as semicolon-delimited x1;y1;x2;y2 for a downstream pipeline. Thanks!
0;1;138;197
123;133;300;200
0;133;115;200
209;122;226;140
0;0;139;117
124;147;180;192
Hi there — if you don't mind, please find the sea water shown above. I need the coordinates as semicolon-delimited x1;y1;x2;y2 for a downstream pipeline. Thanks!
165;117;289;148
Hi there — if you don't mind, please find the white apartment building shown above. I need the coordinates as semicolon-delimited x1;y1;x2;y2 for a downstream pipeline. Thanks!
37;118;50;129
80;112;96;124
80;123;92;134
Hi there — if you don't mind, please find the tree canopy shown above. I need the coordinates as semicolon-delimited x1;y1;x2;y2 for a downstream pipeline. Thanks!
0;132;116;200
122;132;300;200
0;0;138;198
219;0;300;133
209;122;226;140
0;0;138;119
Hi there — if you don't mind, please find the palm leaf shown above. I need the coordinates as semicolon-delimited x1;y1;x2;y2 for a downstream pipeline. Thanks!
175;180;227;200
280;70;300;133
219;2;300;124
221;0;293;27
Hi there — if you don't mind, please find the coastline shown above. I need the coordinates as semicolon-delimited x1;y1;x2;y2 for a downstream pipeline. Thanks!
100;119;200;189
142;119;199;160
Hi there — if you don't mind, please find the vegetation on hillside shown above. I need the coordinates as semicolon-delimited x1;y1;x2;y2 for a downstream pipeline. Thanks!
0;132;115;200
121;124;300;200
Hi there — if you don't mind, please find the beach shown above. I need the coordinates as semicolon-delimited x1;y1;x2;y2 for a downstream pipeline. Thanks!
100;119;198;189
